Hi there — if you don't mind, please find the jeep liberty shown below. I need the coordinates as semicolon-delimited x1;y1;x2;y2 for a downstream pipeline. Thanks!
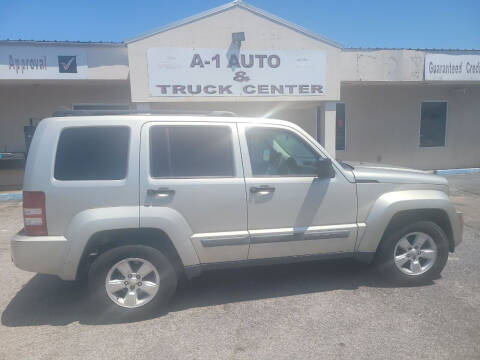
11;114;463;315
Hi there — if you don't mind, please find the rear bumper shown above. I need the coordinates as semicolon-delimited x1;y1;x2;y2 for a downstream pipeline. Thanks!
11;230;68;277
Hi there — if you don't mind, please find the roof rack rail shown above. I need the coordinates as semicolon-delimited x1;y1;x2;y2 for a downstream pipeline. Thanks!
51;109;238;117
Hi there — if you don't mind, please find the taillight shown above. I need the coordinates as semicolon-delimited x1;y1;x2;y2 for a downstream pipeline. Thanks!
23;191;47;236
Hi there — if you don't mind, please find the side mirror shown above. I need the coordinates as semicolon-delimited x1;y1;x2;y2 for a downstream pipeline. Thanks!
316;158;335;179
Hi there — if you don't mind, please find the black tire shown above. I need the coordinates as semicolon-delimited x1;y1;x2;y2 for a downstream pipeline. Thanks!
375;221;449;285
88;245;177;319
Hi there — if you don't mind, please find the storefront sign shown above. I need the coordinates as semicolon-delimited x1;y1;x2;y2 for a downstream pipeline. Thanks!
147;48;326;97
425;54;480;81
0;45;87;79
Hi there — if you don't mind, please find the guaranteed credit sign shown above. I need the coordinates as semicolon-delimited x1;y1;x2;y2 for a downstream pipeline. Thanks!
425;54;480;81
147;48;326;97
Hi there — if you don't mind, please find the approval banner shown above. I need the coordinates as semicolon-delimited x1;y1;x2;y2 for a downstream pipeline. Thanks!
147;48;326;97
0;45;87;79
425;54;480;81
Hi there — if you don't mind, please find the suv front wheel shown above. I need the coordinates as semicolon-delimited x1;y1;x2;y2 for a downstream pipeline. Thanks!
88;245;177;317
376;221;449;285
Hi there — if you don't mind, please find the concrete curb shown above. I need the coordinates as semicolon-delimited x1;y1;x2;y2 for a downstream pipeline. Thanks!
435;168;480;176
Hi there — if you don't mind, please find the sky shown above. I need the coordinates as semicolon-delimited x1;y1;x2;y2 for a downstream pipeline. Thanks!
0;0;479;49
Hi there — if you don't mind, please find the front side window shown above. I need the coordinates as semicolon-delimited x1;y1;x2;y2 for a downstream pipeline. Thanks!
246;127;320;176
150;125;234;178
420;102;447;147
54;126;130;180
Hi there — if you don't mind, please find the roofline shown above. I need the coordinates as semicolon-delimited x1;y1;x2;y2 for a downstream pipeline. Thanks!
52;109;238;117
2;39;477;52
43;114;296;127
344;47;480;52
125;0;343;48
0;39;124;47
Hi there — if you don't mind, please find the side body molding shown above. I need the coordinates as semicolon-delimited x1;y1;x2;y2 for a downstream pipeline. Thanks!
355;190;461;254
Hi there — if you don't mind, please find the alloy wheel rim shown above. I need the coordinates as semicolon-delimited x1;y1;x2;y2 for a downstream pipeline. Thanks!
105;258;160;308
393;232;437;276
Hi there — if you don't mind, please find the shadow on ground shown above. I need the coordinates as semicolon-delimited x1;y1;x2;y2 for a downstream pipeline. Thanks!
2;259;433;326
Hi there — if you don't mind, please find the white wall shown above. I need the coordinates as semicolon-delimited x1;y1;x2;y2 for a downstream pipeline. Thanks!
85;45;129;80
340;49;480;83
337;84;480;169
340;49;425;82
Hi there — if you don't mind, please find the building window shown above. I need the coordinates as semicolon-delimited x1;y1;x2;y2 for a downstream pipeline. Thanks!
420;102;447;147
336;103;346;150
72;104;130;111
54;126;130;180
150;125;235;178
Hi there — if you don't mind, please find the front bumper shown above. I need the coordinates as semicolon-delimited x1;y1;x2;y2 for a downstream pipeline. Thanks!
11;230;68;276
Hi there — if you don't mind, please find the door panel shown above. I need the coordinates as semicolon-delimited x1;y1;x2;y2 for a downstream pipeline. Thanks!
238;123;357;259
140;121;249;263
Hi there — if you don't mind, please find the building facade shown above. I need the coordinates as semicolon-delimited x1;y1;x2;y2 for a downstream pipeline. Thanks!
1;1;479;188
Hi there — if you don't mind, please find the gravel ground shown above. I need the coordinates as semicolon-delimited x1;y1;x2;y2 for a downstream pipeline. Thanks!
0;175;479;359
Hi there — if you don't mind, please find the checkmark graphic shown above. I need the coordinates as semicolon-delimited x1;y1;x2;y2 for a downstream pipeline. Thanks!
58;56;77;73
61;57;75;70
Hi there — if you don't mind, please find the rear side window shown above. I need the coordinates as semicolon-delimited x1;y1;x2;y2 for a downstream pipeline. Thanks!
150;125;234;178
54;126;130;180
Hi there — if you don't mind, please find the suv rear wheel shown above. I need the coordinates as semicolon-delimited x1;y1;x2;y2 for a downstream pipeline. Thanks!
88;245;177;317
376;221;449;285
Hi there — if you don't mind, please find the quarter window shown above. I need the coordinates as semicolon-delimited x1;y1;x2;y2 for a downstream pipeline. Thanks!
150;125;235;178
54;126;130;180
420;102;447;147
246;127;320;177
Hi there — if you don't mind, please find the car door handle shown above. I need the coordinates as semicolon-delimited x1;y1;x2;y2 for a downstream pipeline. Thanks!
147;188;176;198
250;185;275;194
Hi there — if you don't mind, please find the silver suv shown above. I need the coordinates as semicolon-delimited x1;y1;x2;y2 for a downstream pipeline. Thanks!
11;114;463;316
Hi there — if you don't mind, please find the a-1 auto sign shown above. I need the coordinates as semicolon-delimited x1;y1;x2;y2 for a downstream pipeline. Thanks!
425;54;480;81
0;45;87;79
147;48;326;97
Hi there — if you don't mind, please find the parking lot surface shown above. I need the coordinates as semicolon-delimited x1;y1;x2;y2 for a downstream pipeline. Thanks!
1;175;479;359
